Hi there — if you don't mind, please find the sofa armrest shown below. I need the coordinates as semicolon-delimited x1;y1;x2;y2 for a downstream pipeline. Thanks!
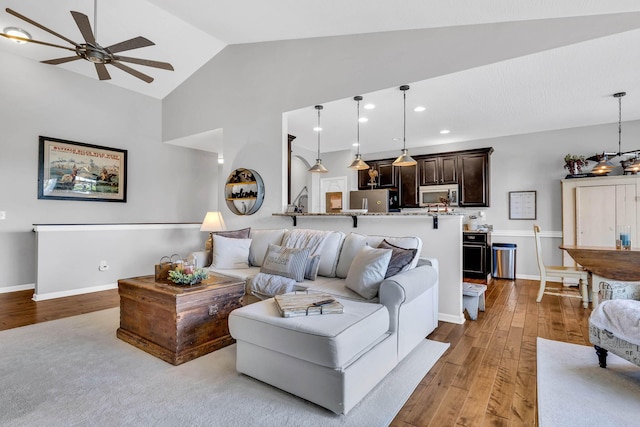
379;263;438;332
600;281;640;301
187;250;210;269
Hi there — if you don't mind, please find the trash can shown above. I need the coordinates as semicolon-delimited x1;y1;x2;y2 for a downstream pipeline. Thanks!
492;243;517;279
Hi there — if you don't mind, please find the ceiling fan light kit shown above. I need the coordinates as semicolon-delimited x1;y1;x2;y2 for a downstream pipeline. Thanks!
1;3;173;84
2;26;30;43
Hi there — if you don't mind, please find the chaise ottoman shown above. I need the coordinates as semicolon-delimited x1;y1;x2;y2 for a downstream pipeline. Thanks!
228;295;398;414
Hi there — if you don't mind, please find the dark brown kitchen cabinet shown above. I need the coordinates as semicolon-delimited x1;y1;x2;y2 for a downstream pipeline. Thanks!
398;164;418;207
358;160;397;190
459;151;491;207
419;155;457;186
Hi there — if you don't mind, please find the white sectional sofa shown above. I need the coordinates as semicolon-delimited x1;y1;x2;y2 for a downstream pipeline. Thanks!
190;228;440;414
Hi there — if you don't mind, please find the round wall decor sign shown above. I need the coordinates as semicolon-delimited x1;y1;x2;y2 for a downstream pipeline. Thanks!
224;168;265;215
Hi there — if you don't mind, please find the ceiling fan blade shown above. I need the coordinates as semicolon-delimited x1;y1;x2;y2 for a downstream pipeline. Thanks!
114;56;174;71
110;60;153;83
5;8;79;48
106;36;154;54
41;56;82;65
0;33;76;51
70;11;96;45
95;63;111;80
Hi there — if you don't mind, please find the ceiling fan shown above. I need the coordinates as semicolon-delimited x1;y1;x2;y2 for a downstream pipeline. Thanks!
0;2;173;83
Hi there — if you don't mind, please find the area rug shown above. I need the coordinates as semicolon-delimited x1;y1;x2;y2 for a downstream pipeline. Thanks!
0;308;449;426
537;337;640;427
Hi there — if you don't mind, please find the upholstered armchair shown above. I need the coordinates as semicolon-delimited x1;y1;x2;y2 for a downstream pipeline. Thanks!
589;281;640;368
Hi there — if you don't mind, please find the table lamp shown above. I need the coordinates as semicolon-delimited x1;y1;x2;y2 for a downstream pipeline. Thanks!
200;211;226;250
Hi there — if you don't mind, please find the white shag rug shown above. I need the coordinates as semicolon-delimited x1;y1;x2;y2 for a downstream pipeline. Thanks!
0;308;449;427
537;337;640;427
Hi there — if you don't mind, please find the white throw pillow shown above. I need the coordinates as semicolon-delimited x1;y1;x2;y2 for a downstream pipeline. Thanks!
345;245;392;300
260;244;310;282
249;229;286;267
335;233;368;278
211;234;252;269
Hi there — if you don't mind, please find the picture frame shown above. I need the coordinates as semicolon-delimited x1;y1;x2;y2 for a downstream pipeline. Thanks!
509;190;536;220
38;136;127;202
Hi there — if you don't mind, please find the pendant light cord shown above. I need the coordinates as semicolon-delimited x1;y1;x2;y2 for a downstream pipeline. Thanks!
356;98;361;156
613;91;626;156
317;107;321;159
403;90;407;150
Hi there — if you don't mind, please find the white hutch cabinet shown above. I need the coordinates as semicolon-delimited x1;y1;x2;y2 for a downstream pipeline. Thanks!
562;175;639;267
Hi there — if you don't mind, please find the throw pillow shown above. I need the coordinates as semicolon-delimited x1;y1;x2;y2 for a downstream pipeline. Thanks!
305;255;321;281
378;239;418;278
261;244;310;282
345;245;392;300
211;234;252;269
205;227;251;265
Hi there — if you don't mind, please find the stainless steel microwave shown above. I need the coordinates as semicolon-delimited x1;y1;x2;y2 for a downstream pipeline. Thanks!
419;184;459;207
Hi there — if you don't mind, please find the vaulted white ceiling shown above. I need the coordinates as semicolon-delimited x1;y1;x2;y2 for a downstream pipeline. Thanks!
2;1;640;154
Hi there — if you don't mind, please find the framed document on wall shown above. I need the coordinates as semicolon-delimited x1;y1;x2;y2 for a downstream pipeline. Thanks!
509;191;536;220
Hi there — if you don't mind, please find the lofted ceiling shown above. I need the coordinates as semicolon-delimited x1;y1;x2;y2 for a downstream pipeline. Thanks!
2;1;640;154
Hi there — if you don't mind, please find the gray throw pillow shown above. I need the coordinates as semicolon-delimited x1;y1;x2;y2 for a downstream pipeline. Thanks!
378;239;418;278
261;244;310;282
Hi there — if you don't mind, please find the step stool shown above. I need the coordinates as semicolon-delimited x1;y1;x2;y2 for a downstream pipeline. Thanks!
463;283;487;320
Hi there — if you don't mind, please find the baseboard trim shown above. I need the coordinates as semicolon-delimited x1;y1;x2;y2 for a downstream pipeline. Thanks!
0;283;35;294
439;312;465;325
32;283;118;301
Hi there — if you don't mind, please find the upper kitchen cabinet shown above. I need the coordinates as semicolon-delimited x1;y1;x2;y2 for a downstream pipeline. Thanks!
458;148;493;207
358;160;397;190
419;155;458;186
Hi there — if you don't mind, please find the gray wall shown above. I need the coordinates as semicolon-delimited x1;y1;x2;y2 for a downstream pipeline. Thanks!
0;51;216;291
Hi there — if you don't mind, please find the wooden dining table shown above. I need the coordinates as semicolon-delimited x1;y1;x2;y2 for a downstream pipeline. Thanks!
559;245;640;281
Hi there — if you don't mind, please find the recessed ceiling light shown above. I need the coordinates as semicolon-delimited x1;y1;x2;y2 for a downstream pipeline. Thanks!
414;106;426;112
364;104;375;110
440;129;450;134
352;142;359;147
358;117;368;123
3;27;31;44
392;137;402;142
313;126;322;132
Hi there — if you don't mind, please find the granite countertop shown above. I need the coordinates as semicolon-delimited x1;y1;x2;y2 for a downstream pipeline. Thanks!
273;211;464;217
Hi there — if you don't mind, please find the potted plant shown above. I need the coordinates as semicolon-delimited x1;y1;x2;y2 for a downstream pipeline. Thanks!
564;154;588;176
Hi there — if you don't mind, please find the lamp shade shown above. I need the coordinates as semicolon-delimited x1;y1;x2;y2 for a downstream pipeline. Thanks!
200;211;226;232
393;149;417;167
348;154;369;170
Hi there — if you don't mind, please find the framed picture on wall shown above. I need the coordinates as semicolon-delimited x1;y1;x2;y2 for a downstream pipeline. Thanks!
509;190;536;220
38;136;127;202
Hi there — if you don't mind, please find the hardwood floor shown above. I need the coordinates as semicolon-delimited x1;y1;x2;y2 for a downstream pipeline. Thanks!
0;278;591;426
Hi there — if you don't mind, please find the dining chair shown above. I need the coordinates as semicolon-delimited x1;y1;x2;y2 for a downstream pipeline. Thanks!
533;224;590;308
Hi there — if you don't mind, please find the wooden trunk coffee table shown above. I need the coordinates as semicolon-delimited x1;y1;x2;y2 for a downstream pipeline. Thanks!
116;274;244;365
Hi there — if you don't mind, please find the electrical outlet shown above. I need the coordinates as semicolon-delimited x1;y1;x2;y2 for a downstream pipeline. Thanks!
0;211;5;220
99;260;109;271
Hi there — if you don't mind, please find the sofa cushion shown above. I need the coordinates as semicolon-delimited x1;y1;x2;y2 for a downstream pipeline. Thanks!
316;231;345;277
345;246;392;300
249;229;286;267
260;244;310;282
336;233;422;278
378;239;417;278
299;276;375;302
211;234;252;269
228;296;390;368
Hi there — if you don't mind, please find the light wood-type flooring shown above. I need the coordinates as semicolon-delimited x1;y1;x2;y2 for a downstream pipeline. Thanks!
0;278;591;426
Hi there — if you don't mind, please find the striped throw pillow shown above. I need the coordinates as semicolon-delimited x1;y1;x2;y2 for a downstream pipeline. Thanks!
260;244;310;282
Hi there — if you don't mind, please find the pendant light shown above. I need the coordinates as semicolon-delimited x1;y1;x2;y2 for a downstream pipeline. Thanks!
392;85;417;167
348;96;370;170
309;105;328;173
